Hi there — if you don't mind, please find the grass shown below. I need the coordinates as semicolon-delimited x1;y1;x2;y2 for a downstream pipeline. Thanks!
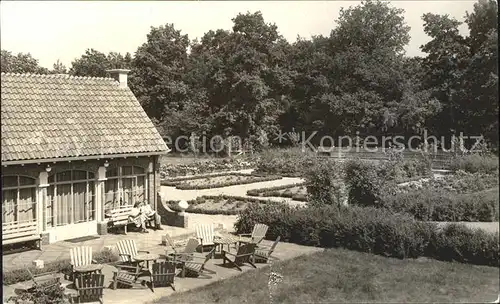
153;248;499;304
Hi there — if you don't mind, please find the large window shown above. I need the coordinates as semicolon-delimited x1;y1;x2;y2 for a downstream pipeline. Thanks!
47;170;95;227
104;166;146;212
2;175;37;225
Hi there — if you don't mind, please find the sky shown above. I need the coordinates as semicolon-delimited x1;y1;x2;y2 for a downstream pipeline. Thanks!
1;1;476;69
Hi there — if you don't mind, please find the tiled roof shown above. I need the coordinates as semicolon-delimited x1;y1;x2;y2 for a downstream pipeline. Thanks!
1;73;170;164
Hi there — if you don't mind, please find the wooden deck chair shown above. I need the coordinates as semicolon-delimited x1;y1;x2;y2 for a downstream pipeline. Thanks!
238;223;268;245
222;243;257;271
183;248;217;278
254;236;280;263
116;239;150;264
27;268;61;291
195;224;218;253
166;237;199;261
75;273;105;304
151;261;176;292
70;246;98;275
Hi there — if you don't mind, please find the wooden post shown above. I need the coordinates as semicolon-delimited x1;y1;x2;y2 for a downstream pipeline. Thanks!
38;172;49;233
97;166;107;222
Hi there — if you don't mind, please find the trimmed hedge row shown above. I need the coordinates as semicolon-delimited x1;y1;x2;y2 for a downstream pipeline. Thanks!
382;187;500;222
234;203;499;267
161;172;246;186
3;249;119;286
247;182;306;196
166;195;280;215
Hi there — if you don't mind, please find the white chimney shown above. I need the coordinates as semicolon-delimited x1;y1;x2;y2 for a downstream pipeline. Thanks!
106;69;130;88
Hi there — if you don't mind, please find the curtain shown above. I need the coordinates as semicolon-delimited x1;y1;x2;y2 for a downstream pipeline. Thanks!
2;189;17;224
136;176;145;203
18;187;36;224
56;184;71;226
87;181;95;221
104;179;119;212
73;182;86;223
122;178;134;207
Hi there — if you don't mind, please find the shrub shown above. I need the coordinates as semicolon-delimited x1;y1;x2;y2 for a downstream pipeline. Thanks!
448;154;499;174
344;160;397;207
427;224;499;266
381;187;499;222
234;203;499;266
305;159;344;206
8;283;71;304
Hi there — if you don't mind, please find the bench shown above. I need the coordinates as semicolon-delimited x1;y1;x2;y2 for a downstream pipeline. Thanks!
2;222;42;250
105;208;133;234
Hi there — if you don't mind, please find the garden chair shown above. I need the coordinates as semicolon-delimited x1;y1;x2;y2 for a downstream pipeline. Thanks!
26;268;61;291
166;237;199;261
182;248;217;278
116;239;150;275
69;246;99;278
74;273;105;304
195;224;219;254
238;223;268;246
254;236;281;263
151;261;177;292
221;243;257;271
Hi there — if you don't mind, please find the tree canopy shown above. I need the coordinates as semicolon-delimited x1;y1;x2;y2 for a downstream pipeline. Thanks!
2;0;497;150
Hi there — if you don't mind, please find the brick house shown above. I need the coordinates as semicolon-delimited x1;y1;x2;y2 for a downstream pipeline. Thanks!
1;70;170;246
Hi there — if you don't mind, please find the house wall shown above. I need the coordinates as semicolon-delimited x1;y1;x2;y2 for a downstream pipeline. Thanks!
1;156;159;244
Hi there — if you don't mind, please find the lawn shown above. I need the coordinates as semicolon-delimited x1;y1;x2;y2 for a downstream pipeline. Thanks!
153;248;499;303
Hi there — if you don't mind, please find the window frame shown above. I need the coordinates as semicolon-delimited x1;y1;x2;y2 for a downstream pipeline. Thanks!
47;170;96;227
1;175;37;226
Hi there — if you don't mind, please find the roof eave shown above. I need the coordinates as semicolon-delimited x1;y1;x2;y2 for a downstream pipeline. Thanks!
1;150;171;166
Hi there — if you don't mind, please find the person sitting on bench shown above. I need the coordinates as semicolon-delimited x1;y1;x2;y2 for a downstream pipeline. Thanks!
139;201;162;230
128;203;149;233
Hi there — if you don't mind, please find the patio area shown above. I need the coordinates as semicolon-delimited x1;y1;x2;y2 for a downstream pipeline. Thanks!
2;237;322;304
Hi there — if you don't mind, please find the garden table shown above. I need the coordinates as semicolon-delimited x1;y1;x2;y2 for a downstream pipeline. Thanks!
134;253;160;273
214;235;240;253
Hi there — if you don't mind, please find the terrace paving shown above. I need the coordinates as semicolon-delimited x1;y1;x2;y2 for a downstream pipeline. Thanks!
3;239;323;304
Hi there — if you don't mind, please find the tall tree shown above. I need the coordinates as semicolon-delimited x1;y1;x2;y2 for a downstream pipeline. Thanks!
1;50;49;74
69;49;132;77
129;24;191;136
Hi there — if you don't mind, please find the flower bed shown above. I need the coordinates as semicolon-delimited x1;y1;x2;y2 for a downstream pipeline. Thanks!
166;195;280;215
163;173;282;190
396;171;499;194
160;158;256;178
247;183;309;202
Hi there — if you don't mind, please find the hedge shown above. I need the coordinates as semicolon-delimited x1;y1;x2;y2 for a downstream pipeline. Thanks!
159;158;256;178
3;249;119;286
161;172;246;186
382;187;500;222
234;203;499;267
